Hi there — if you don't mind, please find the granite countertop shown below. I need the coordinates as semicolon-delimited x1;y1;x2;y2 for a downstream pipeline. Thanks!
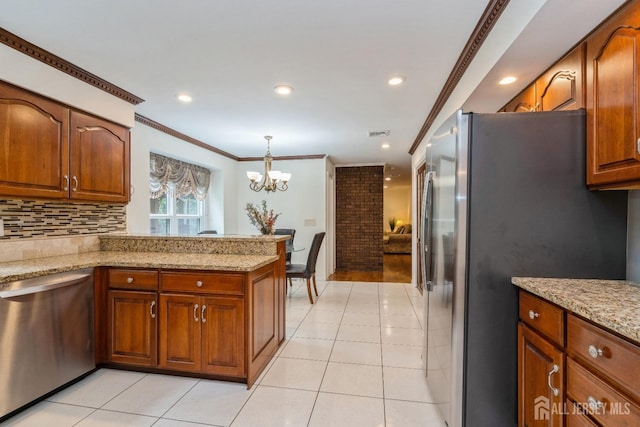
0;251;279;283
512;277;640;344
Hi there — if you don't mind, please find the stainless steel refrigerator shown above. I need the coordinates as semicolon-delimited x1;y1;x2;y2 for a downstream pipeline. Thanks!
420;109;627;427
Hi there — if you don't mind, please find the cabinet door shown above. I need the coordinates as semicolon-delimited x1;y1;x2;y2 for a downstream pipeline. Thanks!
536;44;585;112
200;296;245;377
503;84;536;112
69;110;130;202
518;323;564;427
0;81;69;199
158;293;201;372
107;290;157;366
586;3;640;188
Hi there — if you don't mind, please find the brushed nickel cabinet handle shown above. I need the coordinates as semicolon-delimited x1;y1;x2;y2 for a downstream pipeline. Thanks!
547;364;559;397
196;280;203;288
201;305;207;323
63;175;69;191
127;277;134;284
193;303;199;322
71;176;78;192
150;300;156;319
528;310;539;320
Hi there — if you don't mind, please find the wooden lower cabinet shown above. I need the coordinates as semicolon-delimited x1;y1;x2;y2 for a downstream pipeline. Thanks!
519;322;565;427
107;290;157;367
103;263;281;387
159;293;245;377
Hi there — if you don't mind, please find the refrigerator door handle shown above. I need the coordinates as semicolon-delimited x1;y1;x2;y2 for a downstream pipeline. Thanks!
421;171;436;292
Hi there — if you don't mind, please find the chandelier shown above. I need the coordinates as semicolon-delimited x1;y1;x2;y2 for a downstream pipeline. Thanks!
246;135;291;193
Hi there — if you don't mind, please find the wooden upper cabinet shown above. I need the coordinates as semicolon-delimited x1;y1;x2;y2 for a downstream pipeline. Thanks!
0;81;69;199
536;44;585;112
586;2;640;188
0;80;131;202
503;84;536;113
70;111;130;203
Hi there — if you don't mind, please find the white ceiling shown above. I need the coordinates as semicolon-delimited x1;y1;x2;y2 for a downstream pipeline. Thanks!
0;0;627;187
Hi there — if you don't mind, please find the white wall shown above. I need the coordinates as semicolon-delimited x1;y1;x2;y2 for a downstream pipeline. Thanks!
127;124;239;234
384;185;411;232
0;44;134;127
236;157;328;279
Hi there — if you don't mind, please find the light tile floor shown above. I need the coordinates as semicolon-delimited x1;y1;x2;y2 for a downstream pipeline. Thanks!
2;280;446;427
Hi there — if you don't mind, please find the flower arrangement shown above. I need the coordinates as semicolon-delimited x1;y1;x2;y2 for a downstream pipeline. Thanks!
245;200;281;235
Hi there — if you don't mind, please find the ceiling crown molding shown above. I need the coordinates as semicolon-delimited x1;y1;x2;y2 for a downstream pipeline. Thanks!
0;27;144;105
135;114;239;160
408;0;510;155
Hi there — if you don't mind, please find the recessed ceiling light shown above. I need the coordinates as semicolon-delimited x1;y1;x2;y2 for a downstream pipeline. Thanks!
388;76;405;86
385;177;392;181
381;143;390;149
499;76;517;85
274;85;294;95
384;185;388;189
177;94;192;103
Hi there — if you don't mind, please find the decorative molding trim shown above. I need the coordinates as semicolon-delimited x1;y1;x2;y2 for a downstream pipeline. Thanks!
135;114;239;160
0;27;144;105
408;0;510;155
238;154;326;161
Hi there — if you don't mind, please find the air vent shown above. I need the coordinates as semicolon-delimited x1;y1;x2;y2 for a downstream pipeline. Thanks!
368;130;391;138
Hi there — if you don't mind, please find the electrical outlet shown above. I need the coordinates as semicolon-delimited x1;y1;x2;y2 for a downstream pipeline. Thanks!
304;219;316;227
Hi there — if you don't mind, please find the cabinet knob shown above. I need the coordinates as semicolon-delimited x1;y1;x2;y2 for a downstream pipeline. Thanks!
587;396;604;412
528;310;539;320
196;280;203;287
588;344;604;359
127;277;134;283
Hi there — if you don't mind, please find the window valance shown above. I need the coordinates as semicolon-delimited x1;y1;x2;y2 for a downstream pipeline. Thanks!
149;153;211;200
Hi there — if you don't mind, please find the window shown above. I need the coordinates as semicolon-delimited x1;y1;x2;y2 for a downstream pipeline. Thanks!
149;153;211;236
150;193;204;235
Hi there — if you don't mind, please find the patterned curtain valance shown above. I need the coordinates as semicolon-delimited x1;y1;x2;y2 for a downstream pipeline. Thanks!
149;152;211;200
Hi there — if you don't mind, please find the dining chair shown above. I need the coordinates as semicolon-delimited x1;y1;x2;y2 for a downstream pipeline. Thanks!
286;232;325;304
198;230;217;234
274;228;296;264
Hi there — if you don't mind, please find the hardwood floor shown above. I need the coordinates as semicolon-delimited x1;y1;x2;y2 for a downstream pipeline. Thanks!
328;254;412;283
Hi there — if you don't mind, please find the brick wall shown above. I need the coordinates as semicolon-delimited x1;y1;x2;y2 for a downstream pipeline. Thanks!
335;166;384;271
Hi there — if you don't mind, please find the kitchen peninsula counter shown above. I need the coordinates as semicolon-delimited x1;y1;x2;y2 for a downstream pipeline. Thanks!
0;234;288;283
0;234;289;389
512;277;640;344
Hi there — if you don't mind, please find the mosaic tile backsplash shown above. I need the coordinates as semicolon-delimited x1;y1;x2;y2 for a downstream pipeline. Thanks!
0;199;126;240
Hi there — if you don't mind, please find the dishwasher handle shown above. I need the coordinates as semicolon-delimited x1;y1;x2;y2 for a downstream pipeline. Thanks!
0;273;92;298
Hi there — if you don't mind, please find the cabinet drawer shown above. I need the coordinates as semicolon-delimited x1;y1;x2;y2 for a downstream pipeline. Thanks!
109;269;158;291
161;271;244;295
519;291;564;346
567;314;640;400
567;358;640;426
565;400;598;427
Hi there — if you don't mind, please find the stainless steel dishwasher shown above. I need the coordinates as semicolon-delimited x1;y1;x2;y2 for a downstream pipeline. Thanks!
0;268;95;419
